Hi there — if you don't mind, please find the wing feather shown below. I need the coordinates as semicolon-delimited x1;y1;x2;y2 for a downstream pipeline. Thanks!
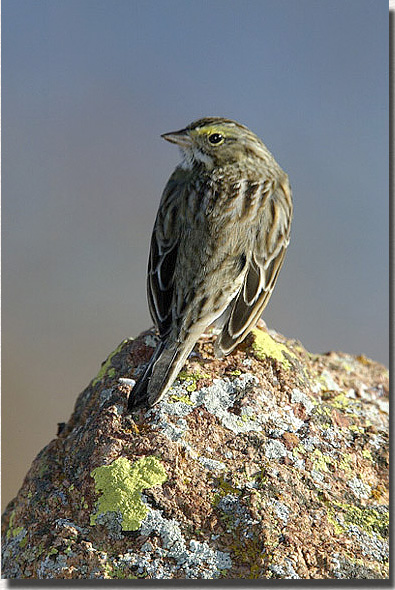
216;177;292;355
147;182;181;338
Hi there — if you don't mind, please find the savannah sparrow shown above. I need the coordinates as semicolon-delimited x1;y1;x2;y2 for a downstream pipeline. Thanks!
128;117;293;411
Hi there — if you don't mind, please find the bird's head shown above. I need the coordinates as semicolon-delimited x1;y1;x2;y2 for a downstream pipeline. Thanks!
161;117;269;170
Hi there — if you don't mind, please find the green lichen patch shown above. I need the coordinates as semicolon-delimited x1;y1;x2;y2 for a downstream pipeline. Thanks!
92;340;129;386
326;501;389;540
177;370;210;392
311;449;333;472
337;453;354;475
362;449;373;461
168;393;194;405
12;526;25;539
330;392;351;410
90;456;167;531
309;405;331;428
5;510;28;551
212;475;242;507
251;329;296;369
6;510;16;539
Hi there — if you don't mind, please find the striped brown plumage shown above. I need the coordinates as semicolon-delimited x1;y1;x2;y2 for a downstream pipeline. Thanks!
128;117;292;411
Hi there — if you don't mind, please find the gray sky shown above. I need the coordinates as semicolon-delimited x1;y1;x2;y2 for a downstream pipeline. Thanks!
2;0;388;509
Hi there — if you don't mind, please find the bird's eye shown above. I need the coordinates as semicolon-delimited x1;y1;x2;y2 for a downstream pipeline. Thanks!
208;133;224;145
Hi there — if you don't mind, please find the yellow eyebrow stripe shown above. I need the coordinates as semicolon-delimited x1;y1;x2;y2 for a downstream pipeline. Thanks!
192;125;226;137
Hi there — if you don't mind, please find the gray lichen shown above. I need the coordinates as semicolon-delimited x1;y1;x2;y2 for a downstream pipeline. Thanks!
136;508;232;579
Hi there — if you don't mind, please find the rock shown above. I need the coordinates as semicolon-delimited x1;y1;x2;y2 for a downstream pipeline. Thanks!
1;327;389;579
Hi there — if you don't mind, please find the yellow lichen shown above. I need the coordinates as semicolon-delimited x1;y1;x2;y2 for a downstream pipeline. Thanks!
338;453;354;475
177;370;210;392
90;456;167;531
311;448;332;472
292;444;307;457
251;329;295;369
326;511;345;536
326;502;388;539
169;393;194;405
330;393;350;410
349;425;364;433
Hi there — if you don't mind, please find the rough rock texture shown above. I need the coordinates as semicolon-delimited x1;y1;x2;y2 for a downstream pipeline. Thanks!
2;326;389;579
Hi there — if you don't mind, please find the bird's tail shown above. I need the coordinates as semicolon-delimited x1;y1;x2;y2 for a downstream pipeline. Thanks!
127;338;196;411
127;341;165;411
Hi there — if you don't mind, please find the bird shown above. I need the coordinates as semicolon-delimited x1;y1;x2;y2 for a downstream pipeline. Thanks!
128;117;293;411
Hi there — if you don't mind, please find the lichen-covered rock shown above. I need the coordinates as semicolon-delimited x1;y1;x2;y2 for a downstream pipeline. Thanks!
2;327;389;579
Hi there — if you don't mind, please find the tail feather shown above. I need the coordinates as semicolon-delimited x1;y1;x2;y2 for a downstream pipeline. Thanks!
127;341;164;411
146;341;195;406
127;338;196;411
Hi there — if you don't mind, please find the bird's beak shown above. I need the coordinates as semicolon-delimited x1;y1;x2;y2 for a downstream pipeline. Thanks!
161;128;192;147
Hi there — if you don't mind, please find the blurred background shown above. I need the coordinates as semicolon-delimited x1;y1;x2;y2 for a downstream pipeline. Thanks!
2;0;388;510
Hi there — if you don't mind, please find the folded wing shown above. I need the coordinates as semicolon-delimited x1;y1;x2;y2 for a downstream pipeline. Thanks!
216;179;292;355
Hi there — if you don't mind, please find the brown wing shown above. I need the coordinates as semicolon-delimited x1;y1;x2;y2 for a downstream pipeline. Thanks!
147;179;183;338
216;177;292;355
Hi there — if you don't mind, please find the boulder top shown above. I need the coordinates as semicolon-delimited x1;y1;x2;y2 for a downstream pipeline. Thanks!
2;327;389;579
